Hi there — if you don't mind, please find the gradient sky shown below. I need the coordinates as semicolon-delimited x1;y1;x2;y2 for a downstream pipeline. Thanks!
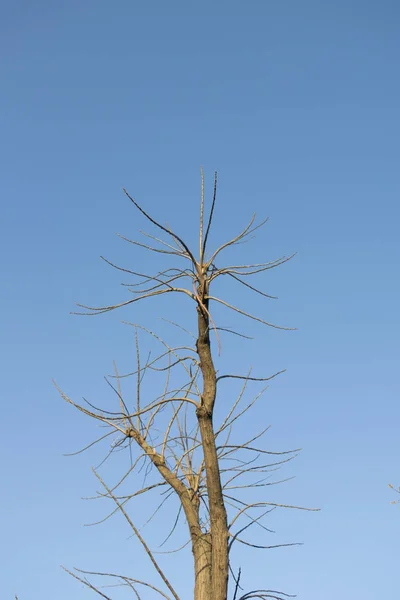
1;2;399;599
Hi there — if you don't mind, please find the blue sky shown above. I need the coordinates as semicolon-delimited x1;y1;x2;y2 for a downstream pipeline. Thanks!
1;1;399;598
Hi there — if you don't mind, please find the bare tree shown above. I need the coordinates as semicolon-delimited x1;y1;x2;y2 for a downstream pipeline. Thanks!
57;171;317;600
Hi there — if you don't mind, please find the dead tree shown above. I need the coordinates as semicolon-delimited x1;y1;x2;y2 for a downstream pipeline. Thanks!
57;171;317;600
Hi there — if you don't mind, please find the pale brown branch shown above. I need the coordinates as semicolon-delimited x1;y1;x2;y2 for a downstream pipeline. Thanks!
199;167;205;261
160;317;196;339
389;483;400;504
221;443;299;458
105;369;131;430
118;232;187;257
140;229;191;256
154;538;192;555
87;395;199;422
217;387;270;440
121;267;193;289
62;567;113;599
210;254;296;279
125;272;192;295
206;295;296;330
84;481;166;527
74;568;173;600
205;214;256;267
55;382;127;433
216;374;253;437
221;455;297;478
147;356;197;373
92;469;181;600
223;476;295;491
161;401;185;460
100;258;191;294
224;495;320;513
72;288;183;315
63;430;114;457
139;488;176;532
124;323;202;397
111;346;197;379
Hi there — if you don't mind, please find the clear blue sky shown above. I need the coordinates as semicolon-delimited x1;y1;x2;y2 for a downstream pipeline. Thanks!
1;1;399;599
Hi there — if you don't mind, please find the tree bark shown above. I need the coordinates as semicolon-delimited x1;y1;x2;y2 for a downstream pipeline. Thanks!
196;291;229;600
193;531;212;600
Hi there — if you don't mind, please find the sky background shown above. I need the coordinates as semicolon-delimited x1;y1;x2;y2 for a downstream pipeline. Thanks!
1;1;399;599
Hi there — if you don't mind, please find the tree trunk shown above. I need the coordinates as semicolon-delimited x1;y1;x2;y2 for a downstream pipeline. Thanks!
196;295;229;600
193;532;212;600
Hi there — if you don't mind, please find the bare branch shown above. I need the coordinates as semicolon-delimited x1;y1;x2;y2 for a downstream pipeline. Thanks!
117;232;187;257
217;370;285;384
202;170;218;260
231;536;301;552
199;166;205;261
214;326;254;340
72;287;187;316
224;272;278;300
224;495;320;513
62;566;113;599
63;430;114;457
123;188;197;266
206;295;296;330
74;568;173;600
92;469;181;600
210;254;296;278
238;588;295;600
205;213;257;267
